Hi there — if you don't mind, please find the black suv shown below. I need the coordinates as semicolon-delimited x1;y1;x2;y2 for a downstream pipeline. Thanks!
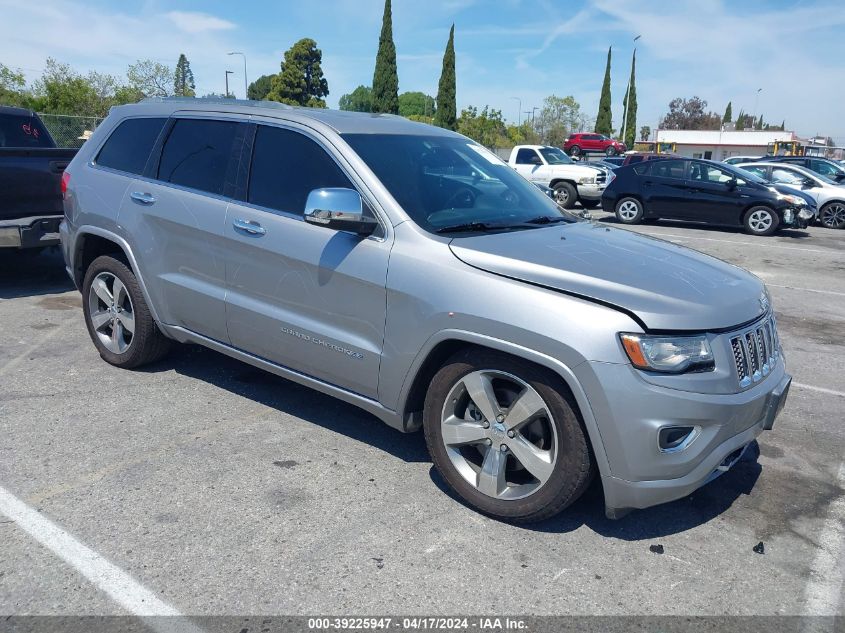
601;158;812;235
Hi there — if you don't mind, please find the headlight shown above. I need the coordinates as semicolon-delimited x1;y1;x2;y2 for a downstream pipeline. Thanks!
620;333;715;373
776;193;805;206
578;175;597;184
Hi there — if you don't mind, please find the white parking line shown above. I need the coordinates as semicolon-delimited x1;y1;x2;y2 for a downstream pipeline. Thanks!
803;460;845;615
0;485;202;631
641;231;838;255
794;382;845;398
766;284;845;298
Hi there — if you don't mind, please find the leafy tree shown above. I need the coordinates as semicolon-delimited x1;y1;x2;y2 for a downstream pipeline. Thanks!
371;0;398;114
127;59;174;98
399;91;435;117
594;47;612;136
247;74;274;101
722;101;732;124
0;63;27;106
406;114;435;124
659;96;721;130
620;50;637;147
339;85;373;112
201;92;236;99
457;105;508;148
173;54;195;97
735;110;755;130
267;38;329;108
536;95;584;145
33;59;101;115
506;121;540;146
639;125;651;141
434;24;456;130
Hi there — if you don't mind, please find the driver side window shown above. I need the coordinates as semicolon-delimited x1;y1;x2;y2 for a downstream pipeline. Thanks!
515;148;541;165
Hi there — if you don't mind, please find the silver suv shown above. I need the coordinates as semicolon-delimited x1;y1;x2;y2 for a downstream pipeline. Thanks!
60;99;791;522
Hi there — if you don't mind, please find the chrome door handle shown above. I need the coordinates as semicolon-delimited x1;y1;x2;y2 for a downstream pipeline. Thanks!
233;218;266;236
130;191;156;205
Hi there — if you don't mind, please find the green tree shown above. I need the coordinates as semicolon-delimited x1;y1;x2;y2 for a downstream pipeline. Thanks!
173;54;195;97
398;91;435;117
339;85;373;112
506;121;540;146
247;74;274;100
639;125;651;141
620;50;637;147
457;105;508;148
267;38;329;108
127;59;174;98
371;0;398;114
722;101;732;124
659;96;721;130
594;47;612;135
755;114;764;130
434;24;456;130
536;94;584;145
0;63;27;106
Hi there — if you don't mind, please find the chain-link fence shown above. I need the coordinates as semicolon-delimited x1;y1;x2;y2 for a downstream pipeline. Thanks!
37;113;104;148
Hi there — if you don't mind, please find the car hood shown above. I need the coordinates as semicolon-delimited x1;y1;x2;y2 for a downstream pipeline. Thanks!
770;183;815;208
448;222;767;331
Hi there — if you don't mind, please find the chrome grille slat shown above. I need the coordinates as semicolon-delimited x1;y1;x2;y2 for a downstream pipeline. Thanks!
730;315;779;389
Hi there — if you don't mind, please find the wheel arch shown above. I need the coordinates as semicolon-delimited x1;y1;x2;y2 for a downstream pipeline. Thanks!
549;178;578;189
72;226;163;324
397;331;611;479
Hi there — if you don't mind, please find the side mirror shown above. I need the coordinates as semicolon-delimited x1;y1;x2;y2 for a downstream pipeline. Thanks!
304;188;378;236
803;179;816;189
726;178;738;190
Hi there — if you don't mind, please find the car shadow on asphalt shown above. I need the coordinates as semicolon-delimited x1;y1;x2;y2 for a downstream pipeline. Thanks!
594;214;812;239
0;247;76;299
429;443;762;540
141;344;431;464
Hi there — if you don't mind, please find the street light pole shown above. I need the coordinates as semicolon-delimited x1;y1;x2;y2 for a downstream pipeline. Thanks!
228;52;248;98
621;34;641;146
225;70;234;98
510;97;522;126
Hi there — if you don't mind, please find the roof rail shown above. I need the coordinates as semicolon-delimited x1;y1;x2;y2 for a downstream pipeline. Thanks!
140;96;294;110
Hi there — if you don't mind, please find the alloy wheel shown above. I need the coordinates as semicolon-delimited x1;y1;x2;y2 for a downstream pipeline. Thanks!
748;209;774;233
822;203;845;228
618;200;640;221
439;370;558;501
87;272;135;354
555;188;570;205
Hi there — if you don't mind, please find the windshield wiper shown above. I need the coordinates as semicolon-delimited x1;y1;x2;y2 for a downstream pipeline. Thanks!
435;222;509;234
524;215;572;224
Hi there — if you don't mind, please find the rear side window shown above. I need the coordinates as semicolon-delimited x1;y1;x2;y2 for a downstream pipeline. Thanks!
651;159;686;179
632;162;650;175
248;125;353;214
96;118;166;175
0;114;53;148
158;119;239;195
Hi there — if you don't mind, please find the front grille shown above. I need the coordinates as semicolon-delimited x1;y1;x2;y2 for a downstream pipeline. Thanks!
730;315;779;388
596;171;607;184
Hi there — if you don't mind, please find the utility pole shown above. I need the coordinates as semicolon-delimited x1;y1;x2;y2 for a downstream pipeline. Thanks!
510;96;522;126
228;52;248;98
753;87;762;129
225;70;234;98
621;34;641;145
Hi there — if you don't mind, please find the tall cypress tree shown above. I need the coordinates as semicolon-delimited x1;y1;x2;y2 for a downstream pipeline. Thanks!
371;0;399;114
722;101;732;124
594;47;612;136
434;24;456;131
621;50;637;147
173;54;195;97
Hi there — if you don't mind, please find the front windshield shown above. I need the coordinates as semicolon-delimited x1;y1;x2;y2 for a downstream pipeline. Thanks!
342;134;574;234
730;165;769;185
539;146;573;165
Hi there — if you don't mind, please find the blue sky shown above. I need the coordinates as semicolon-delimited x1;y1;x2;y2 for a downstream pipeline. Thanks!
2;0;844;142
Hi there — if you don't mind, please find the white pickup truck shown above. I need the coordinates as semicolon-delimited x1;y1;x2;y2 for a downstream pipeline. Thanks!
508;145;609;209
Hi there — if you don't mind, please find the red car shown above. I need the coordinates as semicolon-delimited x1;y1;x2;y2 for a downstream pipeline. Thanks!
564;133;626;157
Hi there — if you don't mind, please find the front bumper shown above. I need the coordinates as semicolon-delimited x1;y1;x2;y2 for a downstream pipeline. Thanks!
577;183;606;200
0;215;62;249
574;357;790;518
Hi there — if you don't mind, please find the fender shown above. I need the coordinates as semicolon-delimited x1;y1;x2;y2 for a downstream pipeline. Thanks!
71;225;164;326
397;328;612;481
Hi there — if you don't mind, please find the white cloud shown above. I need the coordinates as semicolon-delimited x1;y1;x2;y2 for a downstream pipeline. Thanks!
163;11;237;34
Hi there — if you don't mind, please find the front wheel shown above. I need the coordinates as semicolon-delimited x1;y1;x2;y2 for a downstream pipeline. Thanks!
820;202;845;229
605;146;617;156
82;255;171;368
568;145;581;157
553;182;578;209
743;206;779;236
615;197;644;224
423;349;594;523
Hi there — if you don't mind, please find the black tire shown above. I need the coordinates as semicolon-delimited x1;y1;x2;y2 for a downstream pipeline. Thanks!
569;145;581;157
552;181;578;209
614;196;644;224
743;206;779;236
819;201;845;229
579;199;600;209
423;349;594;523
82;254;170;368
605;146;617;156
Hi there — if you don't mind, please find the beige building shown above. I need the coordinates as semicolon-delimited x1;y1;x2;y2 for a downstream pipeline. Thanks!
654;129;798;160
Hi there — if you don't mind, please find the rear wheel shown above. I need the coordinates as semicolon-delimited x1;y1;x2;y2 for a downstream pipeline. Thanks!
615;197;644;224
553;182;578;209
820;201;845;229
82;255;170;368
605;146;617;156
423;349;594;523
568;145;581;157
743;206;779;236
